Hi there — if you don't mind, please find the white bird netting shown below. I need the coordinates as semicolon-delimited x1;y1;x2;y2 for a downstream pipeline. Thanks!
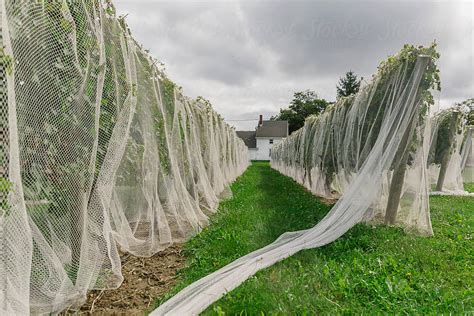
153;45;443;314
0;1;248;314
461;127;473;183
459;102;473;184
427;100;473;195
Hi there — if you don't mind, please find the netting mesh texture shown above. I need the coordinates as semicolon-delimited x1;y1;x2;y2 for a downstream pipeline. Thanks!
461;127;474;183
1;1;472;314
427;100;473;194
0;1;248;313
153;46;448;314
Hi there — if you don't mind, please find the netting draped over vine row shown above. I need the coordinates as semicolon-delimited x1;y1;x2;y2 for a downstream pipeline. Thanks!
461;127;473;183
427;101;473;194
0;1;248;314
271;97;473;210
153;46;442;314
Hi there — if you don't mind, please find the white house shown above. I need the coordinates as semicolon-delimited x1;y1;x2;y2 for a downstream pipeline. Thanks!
237;115;289;161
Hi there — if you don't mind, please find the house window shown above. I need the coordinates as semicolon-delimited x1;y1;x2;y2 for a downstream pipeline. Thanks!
269;139;274;144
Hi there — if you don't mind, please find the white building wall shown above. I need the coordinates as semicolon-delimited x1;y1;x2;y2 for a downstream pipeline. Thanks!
248;148;258;160
255;137;284;160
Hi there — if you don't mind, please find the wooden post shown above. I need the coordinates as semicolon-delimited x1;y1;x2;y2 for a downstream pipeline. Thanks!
384;117;417;225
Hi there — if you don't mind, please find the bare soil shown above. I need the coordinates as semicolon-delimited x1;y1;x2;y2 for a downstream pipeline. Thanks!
74;244;185;315
318;196;338;206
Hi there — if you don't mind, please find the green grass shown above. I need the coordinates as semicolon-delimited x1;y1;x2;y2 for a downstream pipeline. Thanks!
465;182;474;193
154;162;474;314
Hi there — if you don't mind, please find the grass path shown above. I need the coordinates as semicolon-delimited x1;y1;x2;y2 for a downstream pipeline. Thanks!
154;162;474;314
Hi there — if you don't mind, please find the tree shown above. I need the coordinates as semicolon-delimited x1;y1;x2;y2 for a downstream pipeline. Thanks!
272;90;329;134
336;71;362;99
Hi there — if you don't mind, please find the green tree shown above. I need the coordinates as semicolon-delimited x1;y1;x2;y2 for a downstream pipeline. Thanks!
272;90;329;134
336;71;362;98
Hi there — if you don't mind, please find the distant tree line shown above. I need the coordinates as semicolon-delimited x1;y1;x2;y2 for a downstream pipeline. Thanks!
272;71;362;134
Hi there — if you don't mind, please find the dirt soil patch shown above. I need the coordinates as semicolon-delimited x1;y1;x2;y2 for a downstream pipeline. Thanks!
318;196;338;206
75;244;185;315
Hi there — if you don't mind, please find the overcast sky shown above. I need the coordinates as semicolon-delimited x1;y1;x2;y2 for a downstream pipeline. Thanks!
114;0;473;130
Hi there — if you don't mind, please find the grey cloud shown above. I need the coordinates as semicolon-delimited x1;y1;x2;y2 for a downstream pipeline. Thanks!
239;1;469;77
120;1;265;85
114;0;473;129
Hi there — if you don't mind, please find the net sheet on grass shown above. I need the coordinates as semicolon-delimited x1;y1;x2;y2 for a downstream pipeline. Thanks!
427;101;473;195
0;1;248;314
153;47;441;314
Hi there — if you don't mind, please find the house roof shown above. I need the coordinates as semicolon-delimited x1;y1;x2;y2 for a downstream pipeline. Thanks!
236;131;257;148
256;120;288;137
